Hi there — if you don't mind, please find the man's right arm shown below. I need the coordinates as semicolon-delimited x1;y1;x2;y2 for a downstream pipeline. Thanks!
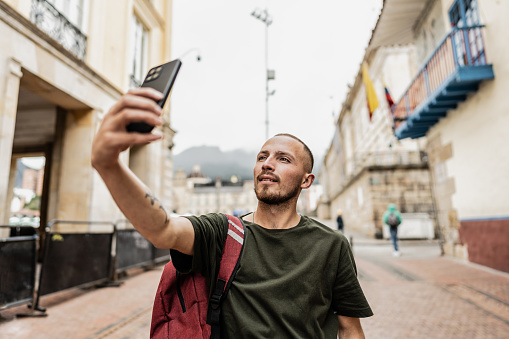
91;88;195;254
337;316;365;339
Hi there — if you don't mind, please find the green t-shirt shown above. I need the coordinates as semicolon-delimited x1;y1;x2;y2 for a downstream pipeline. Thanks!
172;213;373;338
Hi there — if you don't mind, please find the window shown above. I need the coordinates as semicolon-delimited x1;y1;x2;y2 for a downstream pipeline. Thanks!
129;16;149;88
47;0;87;31
31;0;88;59
449;0;480;27
449;0;484;66
10;157;46;227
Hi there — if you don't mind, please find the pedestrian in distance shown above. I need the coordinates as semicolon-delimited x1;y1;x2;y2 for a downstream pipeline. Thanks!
383;203;403;257
337;209;344;233
91;87;373;338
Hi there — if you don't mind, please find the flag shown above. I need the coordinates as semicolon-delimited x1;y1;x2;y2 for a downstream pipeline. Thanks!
383;83;396;131
362;62;379;121
384;86;394;109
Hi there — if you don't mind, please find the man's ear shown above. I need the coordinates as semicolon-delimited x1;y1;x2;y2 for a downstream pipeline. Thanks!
301;173;315;189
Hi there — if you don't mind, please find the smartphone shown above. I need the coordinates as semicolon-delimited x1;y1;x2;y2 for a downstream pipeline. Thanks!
126;59;182;133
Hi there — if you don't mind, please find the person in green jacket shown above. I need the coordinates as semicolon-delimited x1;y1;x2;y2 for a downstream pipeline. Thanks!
383;203;402;256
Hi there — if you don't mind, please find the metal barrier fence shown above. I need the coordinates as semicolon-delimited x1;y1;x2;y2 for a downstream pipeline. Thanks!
8;225;38;237
117;229;154;271
153;247;171;263
0;226;38;310
33;220;116;312
115;220;170;273
0;219;170;314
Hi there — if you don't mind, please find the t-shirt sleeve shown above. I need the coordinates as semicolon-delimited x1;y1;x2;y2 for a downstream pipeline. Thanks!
170;213;226;287
331;236;373;318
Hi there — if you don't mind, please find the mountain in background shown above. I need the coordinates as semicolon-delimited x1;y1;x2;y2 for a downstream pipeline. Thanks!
173;146;322;182
173;146;257;181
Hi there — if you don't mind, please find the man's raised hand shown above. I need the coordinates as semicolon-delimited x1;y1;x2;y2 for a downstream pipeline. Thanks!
91;88;164;171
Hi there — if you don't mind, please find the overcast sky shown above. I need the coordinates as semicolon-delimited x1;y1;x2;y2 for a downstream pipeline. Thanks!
170;0;383;159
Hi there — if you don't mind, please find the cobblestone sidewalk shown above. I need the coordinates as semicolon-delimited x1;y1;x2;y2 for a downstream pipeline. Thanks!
355;243;509;339
1;226;508;338
0;267;162;339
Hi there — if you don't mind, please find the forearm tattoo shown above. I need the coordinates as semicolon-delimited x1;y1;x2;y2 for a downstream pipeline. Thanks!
145;191;169;224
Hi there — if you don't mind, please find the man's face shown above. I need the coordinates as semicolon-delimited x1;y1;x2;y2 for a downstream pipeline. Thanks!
253;136;311;205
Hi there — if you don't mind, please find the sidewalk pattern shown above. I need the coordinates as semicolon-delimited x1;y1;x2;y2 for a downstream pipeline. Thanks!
2;221;509;338
0;268;162;339
356;245;509;339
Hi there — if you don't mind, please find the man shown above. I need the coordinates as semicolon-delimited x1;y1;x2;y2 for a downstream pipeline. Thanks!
382;203;403;257
336;209;344;233
92;88;373;338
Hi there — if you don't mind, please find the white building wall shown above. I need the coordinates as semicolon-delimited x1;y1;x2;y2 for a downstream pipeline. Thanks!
0;0;175;225
427;0;509;220
414;0;450;66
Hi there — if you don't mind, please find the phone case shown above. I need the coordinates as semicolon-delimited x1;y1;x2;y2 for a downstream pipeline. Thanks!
126;59;182;133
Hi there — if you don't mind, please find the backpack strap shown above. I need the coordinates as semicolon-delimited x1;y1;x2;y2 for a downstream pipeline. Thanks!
207;214;245;339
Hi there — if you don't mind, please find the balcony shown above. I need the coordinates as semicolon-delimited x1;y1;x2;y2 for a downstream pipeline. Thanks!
30;0;87;61
392;26;494;139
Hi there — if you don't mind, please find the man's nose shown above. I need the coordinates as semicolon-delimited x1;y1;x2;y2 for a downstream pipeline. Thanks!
261;156;275;170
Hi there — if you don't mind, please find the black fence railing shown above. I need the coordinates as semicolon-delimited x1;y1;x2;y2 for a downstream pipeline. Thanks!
8;225;38;237
0;226;38;310
37;221;115;298
30;0;87;60
129;74;142;89
115;220;170;272
0;220;170;315
116;229;154;271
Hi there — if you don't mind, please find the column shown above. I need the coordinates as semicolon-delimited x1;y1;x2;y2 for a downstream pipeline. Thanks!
56;109;95;224
0;58;22;224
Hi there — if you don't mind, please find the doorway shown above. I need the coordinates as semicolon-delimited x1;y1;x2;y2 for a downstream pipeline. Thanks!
9;156;45;229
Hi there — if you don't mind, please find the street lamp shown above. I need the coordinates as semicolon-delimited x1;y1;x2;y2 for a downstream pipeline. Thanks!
178;48;202;62
162;48;202;150
251;8;275;140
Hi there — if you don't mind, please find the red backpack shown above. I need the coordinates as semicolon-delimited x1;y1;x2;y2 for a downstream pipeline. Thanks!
150;214;245;338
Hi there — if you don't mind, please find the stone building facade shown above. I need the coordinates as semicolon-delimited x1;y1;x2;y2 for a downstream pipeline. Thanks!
172;167;257;217
319;44;435;238
0;0;176;237
369;0;509;272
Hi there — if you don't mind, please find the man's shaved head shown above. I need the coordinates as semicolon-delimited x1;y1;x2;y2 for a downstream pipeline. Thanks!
273;133;314;173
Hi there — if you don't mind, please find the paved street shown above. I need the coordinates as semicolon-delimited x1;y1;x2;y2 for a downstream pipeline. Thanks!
355;243;509;338
1;220;509;338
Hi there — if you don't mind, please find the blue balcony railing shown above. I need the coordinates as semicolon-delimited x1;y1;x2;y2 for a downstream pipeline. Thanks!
30;0;87;61
392;26;494;139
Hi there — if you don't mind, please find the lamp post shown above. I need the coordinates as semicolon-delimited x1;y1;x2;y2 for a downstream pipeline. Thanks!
251;8;275;140
178;48;202;61
163;48;202;149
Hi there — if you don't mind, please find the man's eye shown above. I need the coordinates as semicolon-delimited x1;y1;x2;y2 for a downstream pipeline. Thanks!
258;156;266;161
281;157;290;162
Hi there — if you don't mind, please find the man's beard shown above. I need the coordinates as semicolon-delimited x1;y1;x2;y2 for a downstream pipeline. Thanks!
254;182;301;205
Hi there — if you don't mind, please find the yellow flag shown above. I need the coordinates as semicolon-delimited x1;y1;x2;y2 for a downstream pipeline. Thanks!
362;62;379;120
